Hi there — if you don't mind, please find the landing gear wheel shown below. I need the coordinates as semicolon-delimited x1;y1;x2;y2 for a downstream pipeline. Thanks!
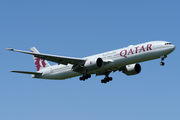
160;62;165;66
109;77;113;81
79;77;85;81
88;74;91;78
101;77;113;84
79;74;91;81
101;79;105;83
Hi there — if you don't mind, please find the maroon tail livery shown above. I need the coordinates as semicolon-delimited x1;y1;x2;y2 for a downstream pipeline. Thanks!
31;47;50;71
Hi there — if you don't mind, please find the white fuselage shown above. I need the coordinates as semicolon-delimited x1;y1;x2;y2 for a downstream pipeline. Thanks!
34;41;175;80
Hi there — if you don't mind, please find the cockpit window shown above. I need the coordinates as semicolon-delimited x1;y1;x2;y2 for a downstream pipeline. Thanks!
165;43;172;45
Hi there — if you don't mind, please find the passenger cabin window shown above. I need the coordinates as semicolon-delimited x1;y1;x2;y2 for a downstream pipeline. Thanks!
165;43;172;45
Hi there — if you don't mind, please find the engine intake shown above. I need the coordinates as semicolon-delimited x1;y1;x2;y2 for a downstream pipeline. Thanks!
123;63;141;76
84;58;104;70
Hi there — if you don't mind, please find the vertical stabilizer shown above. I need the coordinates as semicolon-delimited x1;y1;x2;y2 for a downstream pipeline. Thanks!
31;47;51;71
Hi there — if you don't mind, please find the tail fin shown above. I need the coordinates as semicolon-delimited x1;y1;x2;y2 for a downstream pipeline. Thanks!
31;47;51;71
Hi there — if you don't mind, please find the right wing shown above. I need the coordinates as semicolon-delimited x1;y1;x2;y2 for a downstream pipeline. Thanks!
6;48;86;65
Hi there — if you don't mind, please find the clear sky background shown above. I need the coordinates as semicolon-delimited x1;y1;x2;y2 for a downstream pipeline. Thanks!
1;0;180;120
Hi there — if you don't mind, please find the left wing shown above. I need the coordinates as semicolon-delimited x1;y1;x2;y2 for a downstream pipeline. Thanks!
6;48;86;65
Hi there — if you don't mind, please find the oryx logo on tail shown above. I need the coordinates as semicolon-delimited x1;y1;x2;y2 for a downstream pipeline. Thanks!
31;47;51;71
34;58;47;71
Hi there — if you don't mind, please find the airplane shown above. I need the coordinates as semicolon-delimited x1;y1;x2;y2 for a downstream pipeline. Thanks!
6;41;175;83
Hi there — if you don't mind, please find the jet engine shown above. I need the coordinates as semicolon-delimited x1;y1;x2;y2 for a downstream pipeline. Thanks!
122;63;141;76
84;58;104;71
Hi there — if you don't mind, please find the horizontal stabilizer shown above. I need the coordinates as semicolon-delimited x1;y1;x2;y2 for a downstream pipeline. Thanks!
10;70;42;75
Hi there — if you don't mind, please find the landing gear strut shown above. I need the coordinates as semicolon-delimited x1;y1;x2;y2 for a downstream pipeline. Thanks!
160;55;167;66
79;74;91;81
101;73;113;84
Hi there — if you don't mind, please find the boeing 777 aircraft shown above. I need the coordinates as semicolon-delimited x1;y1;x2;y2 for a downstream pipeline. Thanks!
6;41;175;83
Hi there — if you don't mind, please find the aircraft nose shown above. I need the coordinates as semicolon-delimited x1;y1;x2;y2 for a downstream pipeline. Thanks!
168;44;176;54
172;44;175;51
165;42;175;54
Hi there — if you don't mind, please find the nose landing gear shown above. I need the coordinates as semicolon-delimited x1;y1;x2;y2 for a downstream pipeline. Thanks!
160;55;167;66
160;62;165;66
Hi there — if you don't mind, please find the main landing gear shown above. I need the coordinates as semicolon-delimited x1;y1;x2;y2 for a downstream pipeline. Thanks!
101;77;113;84
79;69;91;81
79;74;91;81
160;55;167;66
101;73;113;84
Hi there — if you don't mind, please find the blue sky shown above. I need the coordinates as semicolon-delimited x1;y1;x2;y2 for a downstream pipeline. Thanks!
1;0;180;120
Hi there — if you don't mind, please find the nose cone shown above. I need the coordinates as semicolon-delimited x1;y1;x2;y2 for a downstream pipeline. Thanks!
168;44;175;54
172;44;176;51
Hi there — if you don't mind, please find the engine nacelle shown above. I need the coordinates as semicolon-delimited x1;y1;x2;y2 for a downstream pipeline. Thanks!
122;63;141;76
84;58;104;71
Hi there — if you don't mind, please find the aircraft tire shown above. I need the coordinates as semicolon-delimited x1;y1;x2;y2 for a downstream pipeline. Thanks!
88;74;91;78
160;62;165;66
109;77;113;81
